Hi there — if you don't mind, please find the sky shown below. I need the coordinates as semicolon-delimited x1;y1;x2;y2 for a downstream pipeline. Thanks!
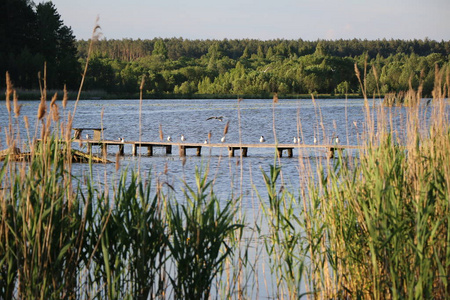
50;0;450;41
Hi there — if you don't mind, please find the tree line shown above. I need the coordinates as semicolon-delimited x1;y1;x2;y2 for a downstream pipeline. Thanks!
2;0;450;98
1;0;80;90
77;38;450;97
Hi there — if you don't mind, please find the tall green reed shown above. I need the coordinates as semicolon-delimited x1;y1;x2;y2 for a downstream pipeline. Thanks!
165;166;243;299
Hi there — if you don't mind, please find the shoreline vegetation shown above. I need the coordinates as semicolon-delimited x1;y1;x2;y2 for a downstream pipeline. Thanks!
1;61;449;298
0;88;363;101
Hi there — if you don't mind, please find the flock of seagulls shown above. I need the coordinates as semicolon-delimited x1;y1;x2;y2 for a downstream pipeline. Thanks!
157;135;338;144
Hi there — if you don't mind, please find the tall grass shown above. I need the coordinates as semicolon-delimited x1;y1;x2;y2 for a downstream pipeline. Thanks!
1;63;449;299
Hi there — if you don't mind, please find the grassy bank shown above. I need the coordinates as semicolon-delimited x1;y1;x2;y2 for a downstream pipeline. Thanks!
1;66;449;299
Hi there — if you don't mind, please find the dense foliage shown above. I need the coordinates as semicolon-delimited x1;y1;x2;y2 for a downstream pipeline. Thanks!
76;38;450;97
0;0;79;90
2;0;450;98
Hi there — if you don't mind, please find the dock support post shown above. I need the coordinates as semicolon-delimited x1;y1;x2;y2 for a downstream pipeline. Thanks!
228;147;235;157
287;148;293;157
147;146;153;156
166;145;172;155
242;147;248;157
102;143;107;157
179;146;186;157
277;148;283;157
132;145;138;156
196;147;201;156
118;144;124;156
87;143;92;155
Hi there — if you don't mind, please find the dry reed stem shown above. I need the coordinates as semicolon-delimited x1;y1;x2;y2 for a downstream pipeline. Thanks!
75;16;101;111
5;72;12;113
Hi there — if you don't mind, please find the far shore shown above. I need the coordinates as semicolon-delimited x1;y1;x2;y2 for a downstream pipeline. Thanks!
1;89;367;100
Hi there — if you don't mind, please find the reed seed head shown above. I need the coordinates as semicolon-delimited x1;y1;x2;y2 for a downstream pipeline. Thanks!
159;124;164;141
63;84;68;109
223;121;229;136
13;90;21;117
273;92;278;103
37;96;46;120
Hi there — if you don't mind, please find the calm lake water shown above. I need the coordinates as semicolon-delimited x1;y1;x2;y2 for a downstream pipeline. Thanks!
1;98;379;201
0;97;434;298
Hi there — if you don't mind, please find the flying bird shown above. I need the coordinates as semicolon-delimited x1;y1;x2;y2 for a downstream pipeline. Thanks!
206;116;224;121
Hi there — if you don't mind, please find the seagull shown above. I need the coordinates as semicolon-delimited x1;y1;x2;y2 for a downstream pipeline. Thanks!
260;136;265;143
119;137;124;143
181;134;186;142
206;116;224;121
167;136;172;142
293;137;297;143
204;139;208;144
85;134;89;140
335;136;340;144
220;136;226;143
314;137;317;144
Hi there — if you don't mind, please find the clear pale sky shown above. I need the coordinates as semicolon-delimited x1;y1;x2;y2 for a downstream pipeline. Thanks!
50;0;450;41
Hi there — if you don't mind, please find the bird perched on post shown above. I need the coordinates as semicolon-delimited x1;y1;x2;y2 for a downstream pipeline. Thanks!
260;136;265;143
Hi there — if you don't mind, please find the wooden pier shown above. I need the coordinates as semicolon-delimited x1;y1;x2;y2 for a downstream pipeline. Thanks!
77;139;361;159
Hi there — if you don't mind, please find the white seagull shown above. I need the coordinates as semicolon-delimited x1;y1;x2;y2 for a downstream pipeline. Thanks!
167;136;172;142
293;137;297;143
314;137;317;144
260;136;265;143
204;139;208;144
181;134;186;142
335;136;340;144
220;136;226;143
85;134;89;140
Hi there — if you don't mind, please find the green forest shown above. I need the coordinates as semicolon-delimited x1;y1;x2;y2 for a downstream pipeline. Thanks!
2;0;450;98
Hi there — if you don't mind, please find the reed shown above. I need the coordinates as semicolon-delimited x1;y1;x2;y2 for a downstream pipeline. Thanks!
1;61;449;299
